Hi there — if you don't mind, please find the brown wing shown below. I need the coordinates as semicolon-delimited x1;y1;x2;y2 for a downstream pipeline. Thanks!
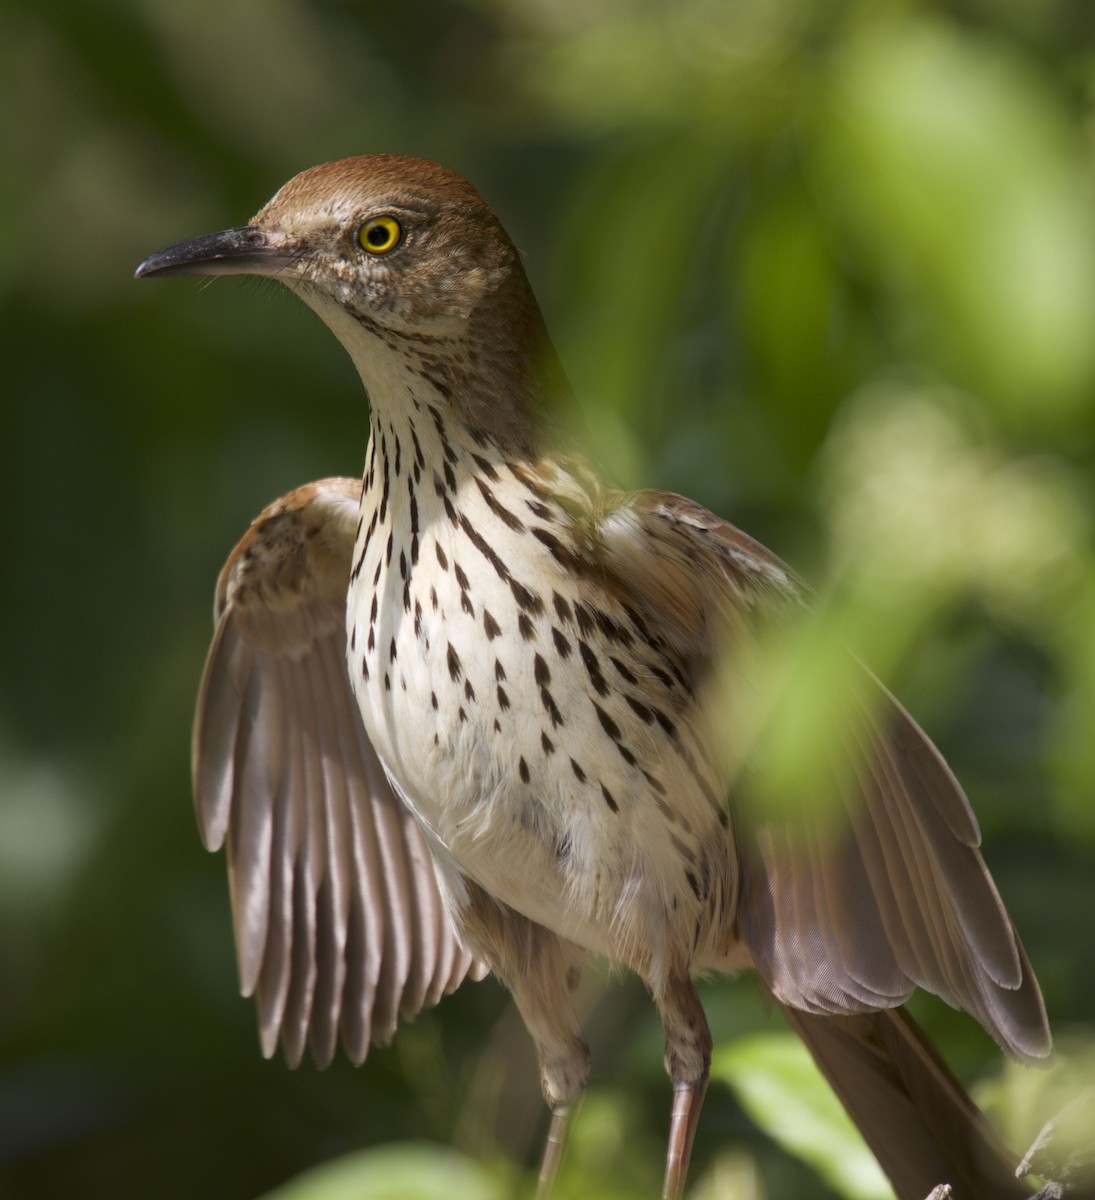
597;489;1050;1063
194;477;486;1068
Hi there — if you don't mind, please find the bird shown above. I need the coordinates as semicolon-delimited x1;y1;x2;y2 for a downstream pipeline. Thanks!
135;154;1052;1200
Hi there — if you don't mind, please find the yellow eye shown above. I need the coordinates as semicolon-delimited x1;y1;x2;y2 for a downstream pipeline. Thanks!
358;215;402;255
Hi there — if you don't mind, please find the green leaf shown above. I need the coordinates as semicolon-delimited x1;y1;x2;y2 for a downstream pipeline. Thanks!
256;1142;511;1200
712;1031;893;1200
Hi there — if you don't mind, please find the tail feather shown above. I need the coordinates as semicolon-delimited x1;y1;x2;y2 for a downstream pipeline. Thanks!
779;1004;1030;1200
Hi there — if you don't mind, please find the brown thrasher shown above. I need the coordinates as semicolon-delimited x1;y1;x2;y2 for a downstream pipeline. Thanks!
136;155;1051;1200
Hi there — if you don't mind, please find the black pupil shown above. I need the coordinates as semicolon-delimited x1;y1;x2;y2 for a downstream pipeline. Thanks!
368;222;393;247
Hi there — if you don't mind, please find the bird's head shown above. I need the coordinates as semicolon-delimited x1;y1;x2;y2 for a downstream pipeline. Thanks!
136;155;566;449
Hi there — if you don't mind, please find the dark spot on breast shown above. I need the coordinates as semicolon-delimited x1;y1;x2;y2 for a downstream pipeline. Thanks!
649;663;674;690
626;695;654;724
497;684;510;711
454;562;470;590
483;609;501;639
533;653;551;687
519;757;530;784
446;642;462;681
477;477;526;532
593;702;621;742
459;513;511;583
552;592;573;624
464;678;475;701
435;541;448;571
601;784;619;813
642;769;667;797
595;608;632;647
541;731;554;755
570;758;586;783
494;658;506;681
531;526;576;567
579;642;609;697
518;613;535;641
653;707;676;738
574;603;595;638
430;691;438;709
509;578;543;614
471;452;499;481
541;686;563;728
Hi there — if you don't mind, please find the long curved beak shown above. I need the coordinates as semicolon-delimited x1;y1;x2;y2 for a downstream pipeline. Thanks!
134;226;295;280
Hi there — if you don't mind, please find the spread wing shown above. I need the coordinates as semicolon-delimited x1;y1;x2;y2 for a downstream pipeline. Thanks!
193;477;486;1068
597;489;1050;1064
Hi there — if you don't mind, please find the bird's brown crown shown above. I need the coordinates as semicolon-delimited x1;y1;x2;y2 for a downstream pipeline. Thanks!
257;154;491;224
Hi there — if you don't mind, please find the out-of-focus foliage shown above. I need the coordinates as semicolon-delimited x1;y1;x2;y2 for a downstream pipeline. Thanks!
256;1142;512;1200
713;1033;890;1200
2;1;1093;1198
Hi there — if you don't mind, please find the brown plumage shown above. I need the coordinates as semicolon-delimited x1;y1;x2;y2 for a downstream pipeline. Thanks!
136;155;1051;1200
194;478;488;1066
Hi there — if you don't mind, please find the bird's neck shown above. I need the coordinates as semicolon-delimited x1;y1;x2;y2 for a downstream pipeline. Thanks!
294;276;569;461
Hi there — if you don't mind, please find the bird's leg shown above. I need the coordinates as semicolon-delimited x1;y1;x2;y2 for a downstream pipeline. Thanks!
655;971;712;1200
535;1102;577;1200
665;1076;709;1200
508;943;588;1198
458;883;589;1197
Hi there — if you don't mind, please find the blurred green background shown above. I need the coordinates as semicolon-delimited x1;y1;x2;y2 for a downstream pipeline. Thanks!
2;1;1094;1197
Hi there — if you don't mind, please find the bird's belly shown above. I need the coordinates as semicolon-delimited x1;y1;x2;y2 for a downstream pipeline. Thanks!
346;502;739;974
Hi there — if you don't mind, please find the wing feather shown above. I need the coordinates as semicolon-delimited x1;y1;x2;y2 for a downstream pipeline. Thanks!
598;489;1050;1063
193;477;485;1066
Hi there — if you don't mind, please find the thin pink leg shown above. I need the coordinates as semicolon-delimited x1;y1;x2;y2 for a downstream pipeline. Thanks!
663;1074;709;1200
536;1103;576;1199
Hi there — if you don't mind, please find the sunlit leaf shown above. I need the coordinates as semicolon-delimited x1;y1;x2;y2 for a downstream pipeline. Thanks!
713;1031;893;1200
257;1143;511;1200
